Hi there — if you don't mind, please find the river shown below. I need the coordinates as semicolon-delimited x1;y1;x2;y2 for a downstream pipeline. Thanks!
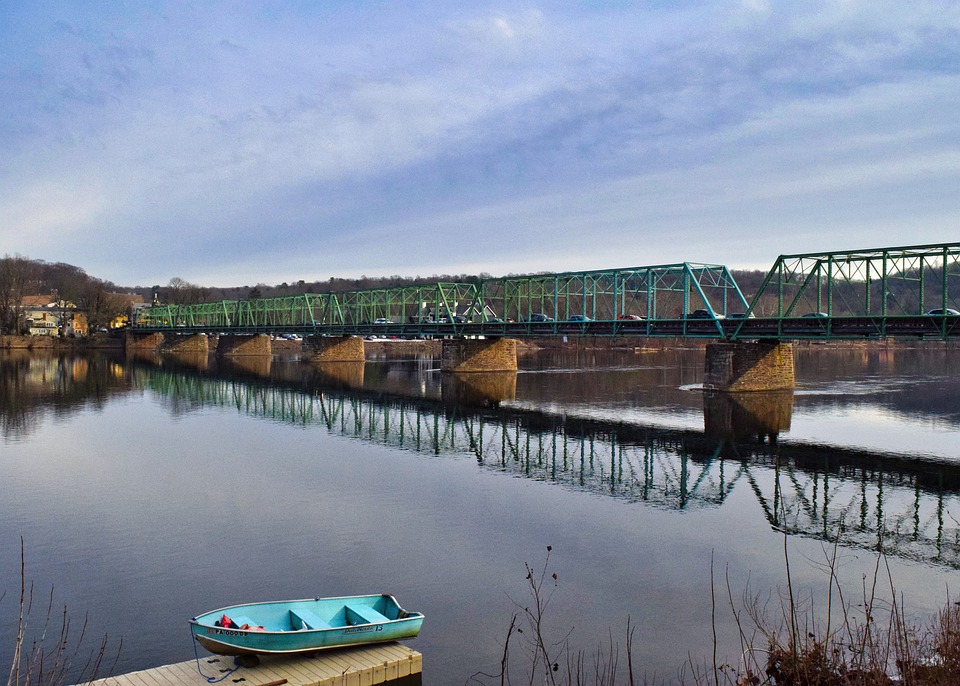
1;343;958;684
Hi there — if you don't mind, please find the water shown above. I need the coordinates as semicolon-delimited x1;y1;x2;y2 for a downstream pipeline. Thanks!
1;344;959;684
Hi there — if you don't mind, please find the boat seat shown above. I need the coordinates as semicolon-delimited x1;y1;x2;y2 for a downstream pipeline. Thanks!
289;609;331;630
344;603;390;625
231;616;255;628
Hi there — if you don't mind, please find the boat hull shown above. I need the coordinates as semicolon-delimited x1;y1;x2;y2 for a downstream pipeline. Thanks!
189;594;423;656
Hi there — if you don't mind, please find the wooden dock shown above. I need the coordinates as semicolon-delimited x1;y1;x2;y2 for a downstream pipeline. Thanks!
81;643;422;686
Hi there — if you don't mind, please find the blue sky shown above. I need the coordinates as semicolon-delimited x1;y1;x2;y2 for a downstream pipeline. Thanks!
2;1;959;287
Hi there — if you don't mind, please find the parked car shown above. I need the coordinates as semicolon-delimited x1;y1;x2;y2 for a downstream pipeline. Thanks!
528;313;553;322
926;308;960;316
687;309;724;319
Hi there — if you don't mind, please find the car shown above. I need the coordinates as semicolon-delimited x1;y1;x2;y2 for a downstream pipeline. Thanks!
568;314;592;322
618;314;645;321
925;308;960;316
800;312;829;318
528;313;553;322
687;309;724;319
373;318;393;325
728;312;755;319
486;317;504;324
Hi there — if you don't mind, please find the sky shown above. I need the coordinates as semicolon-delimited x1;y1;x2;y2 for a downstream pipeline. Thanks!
2;1;960;288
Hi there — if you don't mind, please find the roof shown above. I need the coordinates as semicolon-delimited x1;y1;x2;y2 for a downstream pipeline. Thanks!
20;294;56;307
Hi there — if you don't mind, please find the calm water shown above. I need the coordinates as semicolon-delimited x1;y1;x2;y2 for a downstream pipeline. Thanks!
1;344;960;684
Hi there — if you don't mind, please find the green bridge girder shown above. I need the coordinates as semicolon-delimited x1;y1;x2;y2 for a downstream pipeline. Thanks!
132;262;748;338
730;241;960;339
131;242;960;340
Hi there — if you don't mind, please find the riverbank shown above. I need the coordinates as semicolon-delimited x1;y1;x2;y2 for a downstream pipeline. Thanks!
0;334;123;351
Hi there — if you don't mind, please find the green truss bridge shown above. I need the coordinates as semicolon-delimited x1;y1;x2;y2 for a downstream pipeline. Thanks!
133;242;960;341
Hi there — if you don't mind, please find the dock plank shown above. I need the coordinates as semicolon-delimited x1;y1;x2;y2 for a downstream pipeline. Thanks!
79;643;421;686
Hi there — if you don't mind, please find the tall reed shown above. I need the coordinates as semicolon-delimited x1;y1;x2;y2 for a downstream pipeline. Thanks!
5;539;117;686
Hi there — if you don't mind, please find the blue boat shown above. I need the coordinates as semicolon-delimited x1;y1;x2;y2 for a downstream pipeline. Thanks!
189;593;424;656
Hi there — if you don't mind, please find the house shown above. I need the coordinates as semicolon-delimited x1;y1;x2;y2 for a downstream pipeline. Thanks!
109;294;146;329
20;295;85;337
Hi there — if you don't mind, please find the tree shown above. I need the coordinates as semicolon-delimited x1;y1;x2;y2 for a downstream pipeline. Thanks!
164;277;209;305
48;263;88;336
77;280;129;332
0;255;35;334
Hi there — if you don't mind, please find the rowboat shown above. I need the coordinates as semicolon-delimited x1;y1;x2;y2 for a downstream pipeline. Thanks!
189;593;424;656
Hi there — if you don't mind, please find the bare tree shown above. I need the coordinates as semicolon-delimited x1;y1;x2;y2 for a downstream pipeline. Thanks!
164;277;209;305
46;264;87;336
77;281;129;332
0;256;36;334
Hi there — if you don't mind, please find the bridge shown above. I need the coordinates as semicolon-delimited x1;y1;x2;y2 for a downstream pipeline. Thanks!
127;241;960;389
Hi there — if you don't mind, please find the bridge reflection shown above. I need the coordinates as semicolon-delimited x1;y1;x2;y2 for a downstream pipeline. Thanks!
2;352;957;568
127;358;960;570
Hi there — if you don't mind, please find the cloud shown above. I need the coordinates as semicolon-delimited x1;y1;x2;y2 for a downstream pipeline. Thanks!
0;178;104;248
1;1;959;286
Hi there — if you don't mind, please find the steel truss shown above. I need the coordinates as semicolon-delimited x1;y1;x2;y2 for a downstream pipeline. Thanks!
732;242;960;339
132;263;747;337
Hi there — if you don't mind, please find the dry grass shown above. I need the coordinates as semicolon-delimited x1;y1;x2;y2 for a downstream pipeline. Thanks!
470;543;960;686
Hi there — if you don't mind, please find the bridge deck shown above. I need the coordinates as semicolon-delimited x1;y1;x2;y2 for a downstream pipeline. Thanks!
133;314;960;340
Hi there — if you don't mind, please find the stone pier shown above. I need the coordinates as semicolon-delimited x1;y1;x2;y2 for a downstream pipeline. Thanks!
216;334;272;357
125;332;165;353
703;341;795;392
304;335;366;362
441;338;518;373
160;333;209;355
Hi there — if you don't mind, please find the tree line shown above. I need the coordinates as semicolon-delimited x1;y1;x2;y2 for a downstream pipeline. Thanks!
0;255;138;334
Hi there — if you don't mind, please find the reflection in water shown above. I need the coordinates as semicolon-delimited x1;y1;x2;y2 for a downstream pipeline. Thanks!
0;354;130;440
164;351;210;372
4;351;958;570
703;391;793;443
218;354;272;378
441;372;517;408
306;361;366;389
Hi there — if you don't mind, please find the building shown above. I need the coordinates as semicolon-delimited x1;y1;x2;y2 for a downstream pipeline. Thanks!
20;295;85;337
